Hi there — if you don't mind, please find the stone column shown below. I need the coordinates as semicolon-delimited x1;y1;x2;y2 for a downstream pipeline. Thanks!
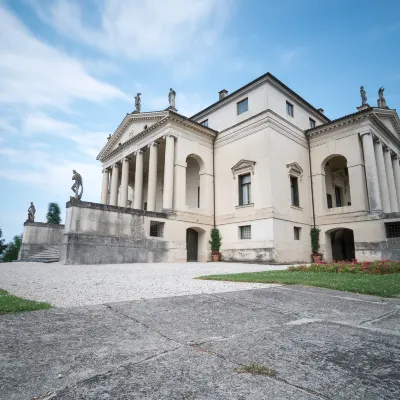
119;157;130;207
109;163;120;206
373;139;391;212
361;132;382;212
101;168;110;204
133;149;145;209
392;156;400;211
147;142;159;212
163;134;176;211
384;148;399;212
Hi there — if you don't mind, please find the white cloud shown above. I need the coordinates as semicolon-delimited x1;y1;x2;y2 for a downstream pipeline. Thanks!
0;5;129;110
23;113;109;158
30;0;231;61
280;47;307;67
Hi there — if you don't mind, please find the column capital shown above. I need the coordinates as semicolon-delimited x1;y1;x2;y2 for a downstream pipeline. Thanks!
163;133;177;140
113;163;120;169
102;167;110;173
148;141;160;148
134;149;145;156
122;157;131;162
360;131;372;138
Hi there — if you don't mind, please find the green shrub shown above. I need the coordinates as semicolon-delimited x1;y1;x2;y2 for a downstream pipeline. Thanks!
209;228;222;252
310;227;321;254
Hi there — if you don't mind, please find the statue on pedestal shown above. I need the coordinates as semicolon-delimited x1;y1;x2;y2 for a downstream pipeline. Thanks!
378;87;387;108
71;170;83;200
168;88;176;110
27;202;36;222
134;93;141;112
360;86;367;105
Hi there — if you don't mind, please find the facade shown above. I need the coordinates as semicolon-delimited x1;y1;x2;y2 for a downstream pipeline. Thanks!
24;72;400;264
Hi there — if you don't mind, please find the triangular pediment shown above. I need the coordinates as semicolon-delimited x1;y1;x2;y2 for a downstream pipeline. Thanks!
286;162;303;179
373;109;400;138
231;159;256;178
97;111;167;161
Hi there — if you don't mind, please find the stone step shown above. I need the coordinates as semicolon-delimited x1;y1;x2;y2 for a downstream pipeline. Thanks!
20;246;60;263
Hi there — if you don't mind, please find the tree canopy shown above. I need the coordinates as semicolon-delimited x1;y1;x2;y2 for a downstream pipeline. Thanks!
46;203;61;224
1;235;22;262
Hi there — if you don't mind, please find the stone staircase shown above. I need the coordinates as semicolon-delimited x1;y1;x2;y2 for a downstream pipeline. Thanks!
21;246;60;263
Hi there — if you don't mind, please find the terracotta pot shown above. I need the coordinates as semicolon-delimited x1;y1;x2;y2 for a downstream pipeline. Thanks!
312;254;322;263
211;252;220;262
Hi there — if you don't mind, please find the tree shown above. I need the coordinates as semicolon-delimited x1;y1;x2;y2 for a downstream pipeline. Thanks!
2;235;22;262
0;228;8;257
209;228;222;253
46;203;61;224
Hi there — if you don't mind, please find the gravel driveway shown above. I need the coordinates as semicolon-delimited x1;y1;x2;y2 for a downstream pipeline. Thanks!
0;262;287;307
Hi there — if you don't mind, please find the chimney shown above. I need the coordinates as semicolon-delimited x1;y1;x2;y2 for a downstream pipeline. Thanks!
318;108;324;114
219;89;228;100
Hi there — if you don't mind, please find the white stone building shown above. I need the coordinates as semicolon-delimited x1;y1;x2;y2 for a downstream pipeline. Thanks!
20;72;400;264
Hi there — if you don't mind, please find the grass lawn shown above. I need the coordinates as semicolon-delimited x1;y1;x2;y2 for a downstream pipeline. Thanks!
198;271;400;297
0;289;52;314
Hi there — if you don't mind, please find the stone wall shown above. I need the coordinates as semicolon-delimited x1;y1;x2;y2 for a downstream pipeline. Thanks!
221;248;275;263
19;222;65;259
60;199;170;265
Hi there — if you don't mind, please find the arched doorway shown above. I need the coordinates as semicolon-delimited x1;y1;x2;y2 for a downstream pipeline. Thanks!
186;156;201;208
327;228;355;261
323;155;351;209
186;228;199;261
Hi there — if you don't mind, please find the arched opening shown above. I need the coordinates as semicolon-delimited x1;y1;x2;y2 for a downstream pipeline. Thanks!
186;227;207;262
186;156;201;208
323;155;351;209
325;228;355;261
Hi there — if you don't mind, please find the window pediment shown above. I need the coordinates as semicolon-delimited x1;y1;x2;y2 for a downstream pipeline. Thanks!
231;159;256;179
286;162;303;180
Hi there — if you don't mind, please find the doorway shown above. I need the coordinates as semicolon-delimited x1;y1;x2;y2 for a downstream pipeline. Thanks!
186;228;199;262
330;228;355;261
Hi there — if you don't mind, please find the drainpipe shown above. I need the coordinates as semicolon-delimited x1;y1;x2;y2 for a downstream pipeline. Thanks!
307;134;316;228
212;132;218;228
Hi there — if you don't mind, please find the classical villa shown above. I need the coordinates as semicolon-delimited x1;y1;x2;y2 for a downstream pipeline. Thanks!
19;73;400;264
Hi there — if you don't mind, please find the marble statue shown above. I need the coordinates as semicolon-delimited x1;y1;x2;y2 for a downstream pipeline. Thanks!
27;202;36;222
134;93;141;112
360;86;367;105
378;87;387;108
71;169;83;200
168;88;176;109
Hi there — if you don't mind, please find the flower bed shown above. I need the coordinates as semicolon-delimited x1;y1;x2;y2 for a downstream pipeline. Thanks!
288;260;400;275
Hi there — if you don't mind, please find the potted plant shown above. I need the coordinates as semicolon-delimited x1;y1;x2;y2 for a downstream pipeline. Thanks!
209;228;222;262
310;226;323;263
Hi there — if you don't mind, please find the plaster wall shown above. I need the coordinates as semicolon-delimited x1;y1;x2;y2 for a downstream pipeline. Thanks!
19;222;64;259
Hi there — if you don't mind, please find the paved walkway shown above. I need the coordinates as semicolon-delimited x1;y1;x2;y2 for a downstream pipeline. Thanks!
1;285;399;399
0;262;287;307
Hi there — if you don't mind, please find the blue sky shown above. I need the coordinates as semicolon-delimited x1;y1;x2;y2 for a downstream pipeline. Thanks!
1;0;399;241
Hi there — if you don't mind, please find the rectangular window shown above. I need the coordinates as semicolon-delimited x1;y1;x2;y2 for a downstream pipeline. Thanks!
294;227;301;240
198;186;200;208
335;186;342;207
290;176;299;206
150;221;164;237
286;101;294;117
237;98;248;115
239;173;251;205
327;194;333;209
385;222;400;238
240;225;252;239
309;118;316;128
200;119;208;127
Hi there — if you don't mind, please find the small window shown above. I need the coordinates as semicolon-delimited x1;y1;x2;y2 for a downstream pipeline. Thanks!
200;119;208;127
294;227;301;240
327;194;333;209
386;222;400;238
144;125;148;130
237;98;248;115
309;118;316;128
286;101;294;117
150;221;164;237
239;173;251;206
290;176;299;207
144;202;147;211
335;186;342;207
240;225;251;239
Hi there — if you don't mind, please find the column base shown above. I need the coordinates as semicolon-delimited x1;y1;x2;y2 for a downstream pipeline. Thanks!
162;208;174;214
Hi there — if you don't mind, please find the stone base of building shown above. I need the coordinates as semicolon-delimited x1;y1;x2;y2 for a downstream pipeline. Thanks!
221;248;275;263
19;222;65;260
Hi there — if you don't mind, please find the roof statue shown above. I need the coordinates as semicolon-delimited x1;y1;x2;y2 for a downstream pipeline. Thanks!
71;169;83;201
27;202;36;222
168;88;176;110
360;86;367;105
377;87;387;108
134;93;141;112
